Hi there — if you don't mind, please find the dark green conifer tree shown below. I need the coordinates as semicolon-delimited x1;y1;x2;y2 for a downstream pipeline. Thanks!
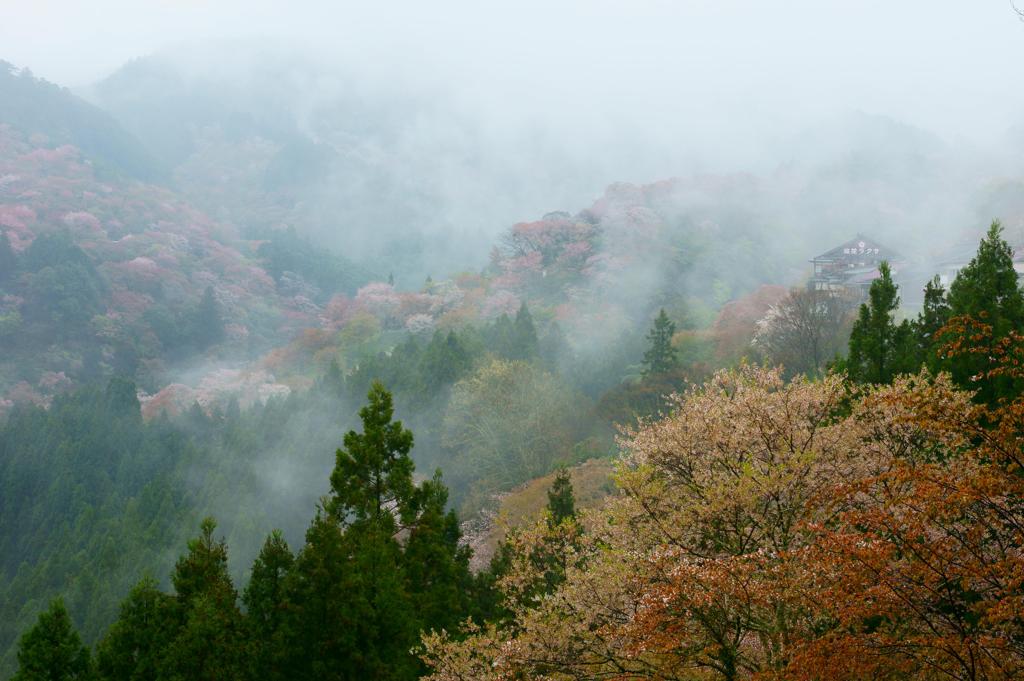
843;262;915;384
419;331;472;393
642;309;678;378
243;531;293;681
162;518;245;681
280;512;357;681
913;276;951;371
476;468;580;625
546;468;576;528
538;321;569;370
12;599;92;681
0;230;16;282
509;303;539;361
286;382;422;680
104;377;140;417
943;221;1024;404
329;381;415;525
193;286;224;350
947;221;1024;328
487;313;515;358
403;473;473;637
95;578;176;681
321;358;346;398
110;343;138;380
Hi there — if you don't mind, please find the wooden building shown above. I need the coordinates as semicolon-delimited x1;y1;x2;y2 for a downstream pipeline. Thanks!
809;235;904;297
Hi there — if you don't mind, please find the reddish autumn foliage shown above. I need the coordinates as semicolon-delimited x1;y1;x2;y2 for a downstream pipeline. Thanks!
711;284;787;363
426;330;1024;681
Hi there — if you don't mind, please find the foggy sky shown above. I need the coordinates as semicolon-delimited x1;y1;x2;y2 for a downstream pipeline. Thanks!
4;0;1024;146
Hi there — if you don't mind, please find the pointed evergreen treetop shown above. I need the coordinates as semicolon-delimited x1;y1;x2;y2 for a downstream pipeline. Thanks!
511;302;539;361
0;230;16;281
917;275;951;343
948;220;1024;331
843;261;915;384
193;285;224;350
13;599;92;681
243;530;293;637
171;517;236;608
329;381;415;527
940;221;1024;404
546;468;576;527
642;309;678;378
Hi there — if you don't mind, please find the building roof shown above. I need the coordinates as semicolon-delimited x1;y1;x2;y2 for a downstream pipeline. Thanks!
812;234;903;263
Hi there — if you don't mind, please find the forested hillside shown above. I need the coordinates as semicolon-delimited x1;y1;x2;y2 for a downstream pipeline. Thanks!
5;9;1024;678
0;62;159;181
10;222;1024;680
0;66;371;407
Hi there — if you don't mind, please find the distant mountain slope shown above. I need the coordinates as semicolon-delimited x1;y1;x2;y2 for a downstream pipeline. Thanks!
0;122;365;407
0;61;161;181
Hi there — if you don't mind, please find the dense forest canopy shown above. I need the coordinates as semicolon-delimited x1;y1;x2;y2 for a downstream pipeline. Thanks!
4;3;1024;680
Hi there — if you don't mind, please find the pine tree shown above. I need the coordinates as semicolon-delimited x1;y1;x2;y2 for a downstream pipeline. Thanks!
488;313;515;358
510;303;539;361
419;330;472;394
95;578;176;681
843;262;915;384
642;309;678;378
914;276;950;370
943;221;1024;404
341;521;418;680
546;468;576;527
243;531;293;681
193;286;224;350
329;381;415;526
403;473;473;637
280;512;358;680
538;321;569;370
172;518;237;607
306;382;422;680
12;599;92;681
948;221;1024;327
322;358;346;398
0;230;16;282
163;518;245;680
477;468;581;625
104;377;140;417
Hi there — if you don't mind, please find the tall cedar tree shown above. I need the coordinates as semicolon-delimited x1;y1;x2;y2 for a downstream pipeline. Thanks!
538;321;568;370
281;512;360;680
419;330;472;393
12;599;92;681
510;303;539;361
403;473;473;640
95;578;177;681
943;220;1024;404
546;468;576;527
329;380;415;526
487;314;515;359
914;275;951;369
844;262;915;384
243;531;294;681
0;230;15;281
193;286;224;350
642;309;678;377
318;381;420;680
164;517;245;681
478;467;580;624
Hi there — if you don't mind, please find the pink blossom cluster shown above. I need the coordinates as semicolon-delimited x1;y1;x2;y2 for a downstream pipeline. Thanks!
480;289;520;319
139;368;292;419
